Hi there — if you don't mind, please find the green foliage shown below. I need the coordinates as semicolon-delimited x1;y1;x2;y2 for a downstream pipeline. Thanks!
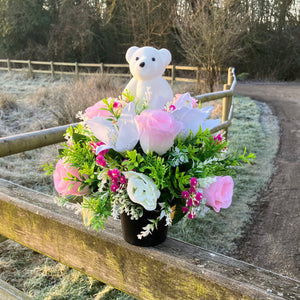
42;162;54;175
169;96;278;255
82;192;112;230
167;129;255;194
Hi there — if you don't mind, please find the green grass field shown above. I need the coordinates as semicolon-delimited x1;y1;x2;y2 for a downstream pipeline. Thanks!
0;74;279;299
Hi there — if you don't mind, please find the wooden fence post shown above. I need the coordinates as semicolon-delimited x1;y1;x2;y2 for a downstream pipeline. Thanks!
100;63;104;75
50;61;55;79
196;67;200;91
75;62;79;80
28;60;33;78
222;67;233;140
7;58;11;72
171;65;176;88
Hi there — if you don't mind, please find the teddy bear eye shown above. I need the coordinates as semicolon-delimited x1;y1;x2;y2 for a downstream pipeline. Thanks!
152;57;156;61
135;57;139;61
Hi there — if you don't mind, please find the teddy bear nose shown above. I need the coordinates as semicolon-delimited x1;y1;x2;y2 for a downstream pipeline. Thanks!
139;62;145;68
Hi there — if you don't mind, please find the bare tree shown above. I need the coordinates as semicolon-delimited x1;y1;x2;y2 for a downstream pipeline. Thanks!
175;0;248;91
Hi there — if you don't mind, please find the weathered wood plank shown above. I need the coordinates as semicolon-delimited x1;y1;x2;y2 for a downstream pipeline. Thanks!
0;279;32;300
0;179;299;300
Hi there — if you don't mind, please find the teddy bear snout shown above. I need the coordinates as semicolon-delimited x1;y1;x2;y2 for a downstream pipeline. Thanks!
139;62;145;68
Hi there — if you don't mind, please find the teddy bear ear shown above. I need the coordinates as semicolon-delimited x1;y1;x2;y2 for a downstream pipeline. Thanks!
126;46;139;63
159;48;172;66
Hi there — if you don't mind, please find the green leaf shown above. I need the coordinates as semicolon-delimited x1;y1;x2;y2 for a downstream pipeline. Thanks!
73;133;88;144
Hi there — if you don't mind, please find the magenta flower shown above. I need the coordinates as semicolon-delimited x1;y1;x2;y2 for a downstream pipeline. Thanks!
181;190;190;199
182;206;189;213
195;191;203;202
96;155;107;167
190;177;197;187
187;212;195;220
169;105;176;111
187;198;193;207
111;178;119;185
120;175;127;184
111;168;121;178
213;134;223;145
189;186;196;194
113;101;120;109
110;184;119;193
53;159;89;197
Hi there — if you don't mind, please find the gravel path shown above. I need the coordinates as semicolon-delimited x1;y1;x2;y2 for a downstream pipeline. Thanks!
235;82;300;281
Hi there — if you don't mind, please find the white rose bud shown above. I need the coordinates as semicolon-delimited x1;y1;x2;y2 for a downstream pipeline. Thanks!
123;171;160;211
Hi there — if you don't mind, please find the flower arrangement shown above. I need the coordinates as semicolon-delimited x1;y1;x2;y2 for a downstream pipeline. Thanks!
44;91;255;242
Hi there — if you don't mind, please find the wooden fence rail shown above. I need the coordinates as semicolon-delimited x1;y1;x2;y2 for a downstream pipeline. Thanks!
0;58;202;89
0;178;299;300
0;68;235;158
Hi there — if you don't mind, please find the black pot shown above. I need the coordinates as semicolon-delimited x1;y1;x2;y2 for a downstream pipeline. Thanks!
120;209;168;247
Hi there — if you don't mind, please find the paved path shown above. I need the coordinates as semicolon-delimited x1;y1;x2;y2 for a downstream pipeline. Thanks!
235;83;300;280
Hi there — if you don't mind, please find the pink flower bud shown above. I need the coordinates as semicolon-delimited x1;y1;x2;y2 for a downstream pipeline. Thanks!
96;155;107;167
188;212;195;220
111;168;121;178
190;177;197;187
181;190;190;199
120;176;127;184
182;206;189;213
187;198;193;207
110;184;119;193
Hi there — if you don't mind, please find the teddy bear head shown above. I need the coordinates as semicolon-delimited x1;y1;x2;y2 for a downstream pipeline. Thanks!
125;46;171;81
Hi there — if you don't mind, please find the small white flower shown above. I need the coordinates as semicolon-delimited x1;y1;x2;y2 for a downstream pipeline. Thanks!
196;177;217;189
137;220;156;239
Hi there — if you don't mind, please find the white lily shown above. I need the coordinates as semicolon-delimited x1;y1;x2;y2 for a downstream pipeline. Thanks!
172;106;220;139
86;102;139;153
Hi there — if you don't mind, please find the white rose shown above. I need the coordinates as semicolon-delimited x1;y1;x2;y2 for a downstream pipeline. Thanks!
123;171;160;211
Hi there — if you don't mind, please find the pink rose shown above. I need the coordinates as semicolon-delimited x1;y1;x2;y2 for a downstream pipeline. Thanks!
84;100;112;120
203;176;234;212
53;159;89;197
135;110;182;155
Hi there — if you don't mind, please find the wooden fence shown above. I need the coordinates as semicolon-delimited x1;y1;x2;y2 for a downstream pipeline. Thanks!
0;178;299;300
0;58;202;89
0;68;235;158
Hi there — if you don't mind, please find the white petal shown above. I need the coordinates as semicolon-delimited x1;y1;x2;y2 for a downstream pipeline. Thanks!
174;93;193;109
116;102;139;152
201;119;221;131
96;144;111;155
87;117;117;147
172;107;205;138
199;106;214;120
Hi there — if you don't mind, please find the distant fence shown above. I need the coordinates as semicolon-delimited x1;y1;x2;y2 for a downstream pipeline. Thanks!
0;58;205;89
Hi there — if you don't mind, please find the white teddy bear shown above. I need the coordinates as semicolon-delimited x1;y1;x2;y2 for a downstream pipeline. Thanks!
123;46;173;111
